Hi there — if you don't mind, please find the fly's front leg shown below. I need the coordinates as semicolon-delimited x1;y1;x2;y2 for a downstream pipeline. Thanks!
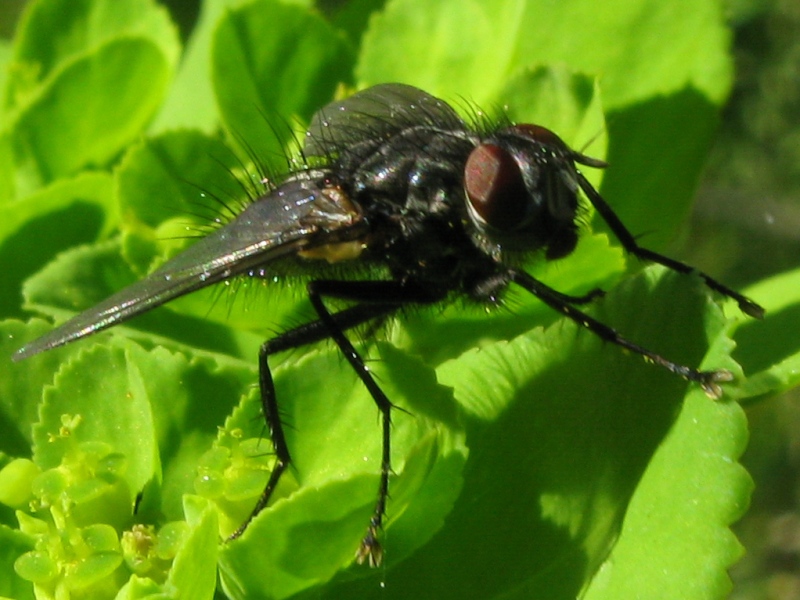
575;172;765;319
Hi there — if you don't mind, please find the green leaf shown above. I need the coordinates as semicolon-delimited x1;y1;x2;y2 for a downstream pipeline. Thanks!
325;0;388;49
20;240;141;325
0;131;13;202
0;319;78;454
5;0;178;106
583;388;750;599
600;88;723;250
5;325;247;596
0;172;115;319
358;0;730;108
0;525;35;600
32;344;160;501
0;40;12;114
164;496;218;600
4;0;180;193
10;39;173;190
118;345;256;522
150;0;246;133
211;0;355;163
730;267;800;402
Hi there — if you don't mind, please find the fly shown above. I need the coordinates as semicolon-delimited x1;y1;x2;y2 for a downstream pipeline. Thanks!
13;83;764;566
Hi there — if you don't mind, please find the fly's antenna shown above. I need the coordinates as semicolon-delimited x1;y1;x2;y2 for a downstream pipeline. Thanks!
573;111;617;164
573;126;608;167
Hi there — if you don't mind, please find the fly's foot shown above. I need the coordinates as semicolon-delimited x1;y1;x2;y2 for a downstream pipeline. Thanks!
739;298;765;320
355;525;383;567
698;369;734;399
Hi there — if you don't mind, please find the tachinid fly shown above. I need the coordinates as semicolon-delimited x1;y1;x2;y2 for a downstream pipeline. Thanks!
13;83;764;566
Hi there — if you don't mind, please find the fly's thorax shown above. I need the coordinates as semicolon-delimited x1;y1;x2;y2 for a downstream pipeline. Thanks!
341;125;474;216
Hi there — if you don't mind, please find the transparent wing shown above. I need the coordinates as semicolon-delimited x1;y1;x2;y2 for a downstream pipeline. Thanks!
305;83;464;157
15;176;362;360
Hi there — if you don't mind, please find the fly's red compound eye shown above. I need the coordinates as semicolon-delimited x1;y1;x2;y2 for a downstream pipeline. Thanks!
464;143;529;231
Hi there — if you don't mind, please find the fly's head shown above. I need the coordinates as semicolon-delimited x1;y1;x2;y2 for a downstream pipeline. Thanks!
464;124;601;261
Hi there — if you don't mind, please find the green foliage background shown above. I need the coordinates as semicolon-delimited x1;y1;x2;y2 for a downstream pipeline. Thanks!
0;0;797;598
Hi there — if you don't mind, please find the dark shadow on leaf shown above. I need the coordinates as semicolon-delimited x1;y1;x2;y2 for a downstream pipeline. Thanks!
733;301;800;375
601;88;719;250
2;202;104;319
